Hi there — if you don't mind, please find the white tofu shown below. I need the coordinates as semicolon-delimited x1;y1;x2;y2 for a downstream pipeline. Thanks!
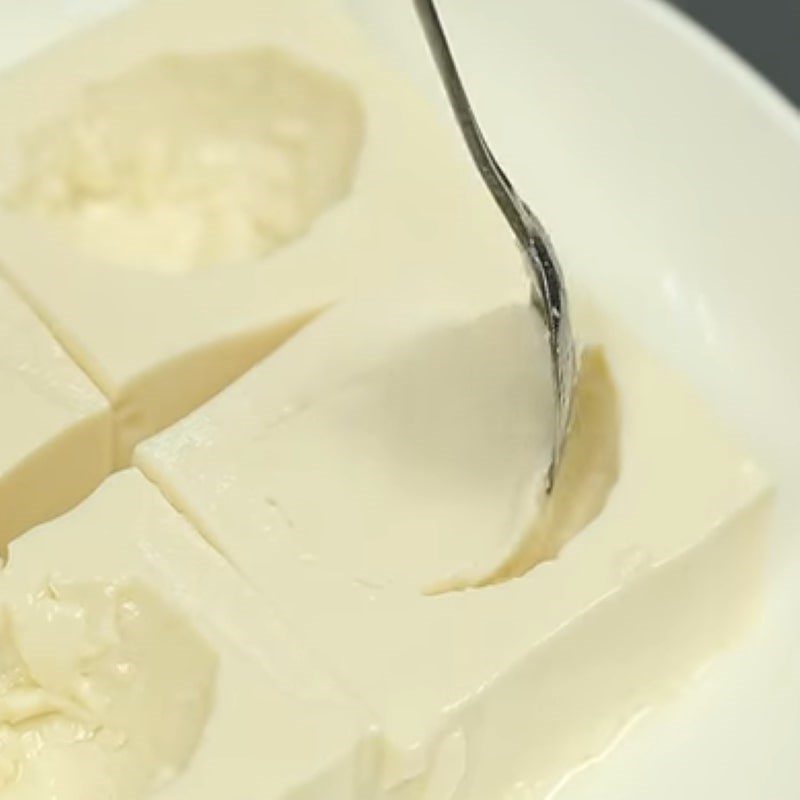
0;0;523;464
0;469;377;799
137;288;771;798
0;277;111;551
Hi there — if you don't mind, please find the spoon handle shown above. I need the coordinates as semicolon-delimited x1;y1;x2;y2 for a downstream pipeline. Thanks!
413;0;577;488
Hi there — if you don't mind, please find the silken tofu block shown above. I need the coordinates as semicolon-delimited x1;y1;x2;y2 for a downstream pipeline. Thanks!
136;287;771;799
0;0;523;465
0;276;111;551
0;469;377;800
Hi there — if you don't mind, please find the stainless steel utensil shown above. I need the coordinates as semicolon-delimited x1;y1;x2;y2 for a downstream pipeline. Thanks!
414;0;578;489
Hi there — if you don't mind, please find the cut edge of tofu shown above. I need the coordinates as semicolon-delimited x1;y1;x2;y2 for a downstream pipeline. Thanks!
0;274;113;553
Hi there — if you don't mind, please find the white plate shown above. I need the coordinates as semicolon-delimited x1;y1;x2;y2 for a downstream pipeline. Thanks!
2;1;799;797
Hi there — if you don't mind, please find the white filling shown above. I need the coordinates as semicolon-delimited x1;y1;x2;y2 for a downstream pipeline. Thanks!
8;49;364;272
0;579;216;799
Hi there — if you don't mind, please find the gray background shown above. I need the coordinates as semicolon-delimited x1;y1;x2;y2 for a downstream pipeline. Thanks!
670;0;800;106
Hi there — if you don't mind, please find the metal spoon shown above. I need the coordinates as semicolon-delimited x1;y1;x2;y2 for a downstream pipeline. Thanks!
413;0;578;490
